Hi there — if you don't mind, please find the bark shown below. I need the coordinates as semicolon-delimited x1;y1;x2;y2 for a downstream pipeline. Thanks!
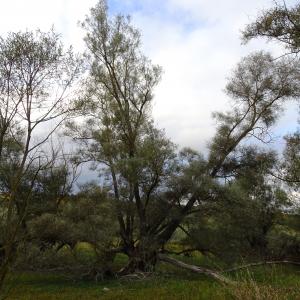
158;254;233;285
119;244;158;274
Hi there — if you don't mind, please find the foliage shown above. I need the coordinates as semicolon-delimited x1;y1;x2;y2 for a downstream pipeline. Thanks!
242;2;300;53
12;184;118;279
0;28;81;291
282;132;300;191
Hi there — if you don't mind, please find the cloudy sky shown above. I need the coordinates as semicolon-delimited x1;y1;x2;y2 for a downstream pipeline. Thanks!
0;0;298;154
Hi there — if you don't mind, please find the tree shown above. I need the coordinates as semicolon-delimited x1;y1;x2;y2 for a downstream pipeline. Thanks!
242;0;300;206
23;183;118;279
67;0;178;273
182;147;290;262
209;51;300;172
282;130;300;211
242;1;300;54
67;0;300;281
282;131;300;197
0;29;80;291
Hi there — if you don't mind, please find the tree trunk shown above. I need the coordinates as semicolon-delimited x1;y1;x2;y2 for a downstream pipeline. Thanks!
120;242;158;274
0;242;16;294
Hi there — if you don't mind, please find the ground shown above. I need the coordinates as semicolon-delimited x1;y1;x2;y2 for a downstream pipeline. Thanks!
3;247;300;299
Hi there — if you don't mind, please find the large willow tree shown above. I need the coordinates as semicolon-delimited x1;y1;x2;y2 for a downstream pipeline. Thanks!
69;0;300;278
68;0;176;273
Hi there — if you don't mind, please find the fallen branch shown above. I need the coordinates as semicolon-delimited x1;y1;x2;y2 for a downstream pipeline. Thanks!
223;260;300;273
158;254;233;285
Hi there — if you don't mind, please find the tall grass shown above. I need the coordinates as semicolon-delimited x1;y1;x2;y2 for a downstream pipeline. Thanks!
226;265;300;300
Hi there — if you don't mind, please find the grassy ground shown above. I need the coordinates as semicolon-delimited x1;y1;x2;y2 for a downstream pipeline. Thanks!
2;248;300;299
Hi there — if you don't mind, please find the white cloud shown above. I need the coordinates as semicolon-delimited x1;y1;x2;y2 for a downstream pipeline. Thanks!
0;0;98;50
129;0;298;151
0;0;298;156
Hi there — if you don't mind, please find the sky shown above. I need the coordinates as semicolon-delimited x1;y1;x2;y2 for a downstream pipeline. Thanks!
0;0;299;184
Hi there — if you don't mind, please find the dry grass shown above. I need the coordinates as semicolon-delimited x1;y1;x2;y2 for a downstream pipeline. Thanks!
228;283;300;300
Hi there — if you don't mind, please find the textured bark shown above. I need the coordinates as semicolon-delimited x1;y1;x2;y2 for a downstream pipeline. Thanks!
119;245;158;274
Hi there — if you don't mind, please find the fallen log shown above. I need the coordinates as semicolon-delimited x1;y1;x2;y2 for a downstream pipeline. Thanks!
158;254;233;285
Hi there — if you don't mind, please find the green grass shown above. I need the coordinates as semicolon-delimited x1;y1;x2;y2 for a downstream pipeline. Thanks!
2;247;300;299
4;272;227;300
4;264;300;299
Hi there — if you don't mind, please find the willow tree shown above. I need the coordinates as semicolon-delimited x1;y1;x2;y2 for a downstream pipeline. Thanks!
69;0;177;272
69;0;300;279
0;30;80;291
242;0;300;200
282;132;300;196
242;1;300;54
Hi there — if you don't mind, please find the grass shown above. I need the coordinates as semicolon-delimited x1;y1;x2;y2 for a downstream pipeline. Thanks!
2;247;300;299
4;273;225;300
